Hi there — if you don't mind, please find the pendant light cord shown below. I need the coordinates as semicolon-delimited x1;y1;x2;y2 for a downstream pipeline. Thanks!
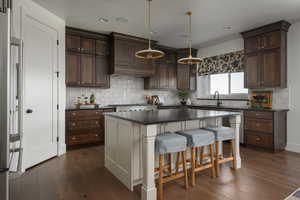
188;12;192;57
148;0;151;49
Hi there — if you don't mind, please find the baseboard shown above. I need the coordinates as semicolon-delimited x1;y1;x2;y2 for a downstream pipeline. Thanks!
286;143;300;153
58;143;66;156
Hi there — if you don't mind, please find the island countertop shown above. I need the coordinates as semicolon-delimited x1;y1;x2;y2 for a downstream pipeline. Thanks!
105;108;241;125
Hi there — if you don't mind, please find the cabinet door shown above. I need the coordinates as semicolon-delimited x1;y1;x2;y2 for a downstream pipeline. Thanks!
81;54;95;86
114;39;135;67
81;38;95;54
262;31;281;50
96;40;109;56
244;53;261;88
158;63;169;88
244;36;261;54
168;64;177;89
66;52;80;86
95;55;110;88
261;49;281;87
177;64;190;90
66;35;81;52
189;65;197;91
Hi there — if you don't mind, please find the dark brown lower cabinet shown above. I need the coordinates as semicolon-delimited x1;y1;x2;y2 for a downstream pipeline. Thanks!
244;110;287;152
66;109;115;149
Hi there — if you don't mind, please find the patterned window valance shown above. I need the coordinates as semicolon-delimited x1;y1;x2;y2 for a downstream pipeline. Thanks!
198;50;245;76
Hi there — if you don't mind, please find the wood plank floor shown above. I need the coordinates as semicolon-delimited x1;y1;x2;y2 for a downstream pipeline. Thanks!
10;145;300;200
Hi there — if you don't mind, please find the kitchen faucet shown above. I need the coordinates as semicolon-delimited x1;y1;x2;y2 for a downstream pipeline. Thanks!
214;91;222;107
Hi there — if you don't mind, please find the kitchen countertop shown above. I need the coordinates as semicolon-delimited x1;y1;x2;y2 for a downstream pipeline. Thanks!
105;108;240;125
66;106;116;111
188;105;289;112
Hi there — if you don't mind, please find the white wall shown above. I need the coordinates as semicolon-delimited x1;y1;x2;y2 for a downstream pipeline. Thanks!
12;0;66;156
286;22;300;153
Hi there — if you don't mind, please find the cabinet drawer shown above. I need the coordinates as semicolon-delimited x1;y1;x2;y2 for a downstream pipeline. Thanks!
67;110;104;119
244;118;273;133
245;133;273;148
68;133;102;146
68;120;101;130
244;111;273;120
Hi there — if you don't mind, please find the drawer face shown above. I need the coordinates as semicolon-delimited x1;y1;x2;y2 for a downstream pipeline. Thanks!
244;111;273;120
68;120;101;130
67;110;103;119
245;133;273;148
68;133;103;146
245;118;273;133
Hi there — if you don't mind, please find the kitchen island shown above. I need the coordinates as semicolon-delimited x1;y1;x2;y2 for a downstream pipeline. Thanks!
104;109;242;200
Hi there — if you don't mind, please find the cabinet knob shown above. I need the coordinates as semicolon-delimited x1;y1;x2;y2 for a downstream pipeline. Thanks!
256;137;261;141
95;134;99;137
256;123;260;127
72;123;76;126
95;121;99;124
72;136;76;140
72;112;76;116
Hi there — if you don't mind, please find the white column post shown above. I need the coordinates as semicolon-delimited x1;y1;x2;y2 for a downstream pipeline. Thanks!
229;114;242;169
141;124;158;200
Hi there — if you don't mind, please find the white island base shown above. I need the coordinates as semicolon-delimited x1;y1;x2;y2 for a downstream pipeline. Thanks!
105;114;241;200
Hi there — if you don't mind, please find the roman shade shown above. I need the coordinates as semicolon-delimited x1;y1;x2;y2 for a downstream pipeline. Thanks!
198;50;244;76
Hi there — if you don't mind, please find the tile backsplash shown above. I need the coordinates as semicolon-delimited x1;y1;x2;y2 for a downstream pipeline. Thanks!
66;75;180;109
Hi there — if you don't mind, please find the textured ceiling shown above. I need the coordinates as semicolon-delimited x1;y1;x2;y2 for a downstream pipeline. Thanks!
33;0;300;48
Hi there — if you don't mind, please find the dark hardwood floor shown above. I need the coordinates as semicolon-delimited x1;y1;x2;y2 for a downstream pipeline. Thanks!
9;145;300;200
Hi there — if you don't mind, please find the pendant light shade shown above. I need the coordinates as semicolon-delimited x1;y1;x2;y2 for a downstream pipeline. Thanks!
177;12;202;65
135;0;165;59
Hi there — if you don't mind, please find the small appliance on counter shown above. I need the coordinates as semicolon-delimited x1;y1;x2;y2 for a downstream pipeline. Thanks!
146;95;161;105
250;91;273;109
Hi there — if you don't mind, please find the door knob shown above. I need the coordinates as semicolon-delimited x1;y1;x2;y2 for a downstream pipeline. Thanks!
26;109;33;114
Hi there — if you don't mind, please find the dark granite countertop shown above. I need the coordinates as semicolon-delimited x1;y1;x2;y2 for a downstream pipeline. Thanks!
105;108;241;125
188;105;289;112
66;106;116;111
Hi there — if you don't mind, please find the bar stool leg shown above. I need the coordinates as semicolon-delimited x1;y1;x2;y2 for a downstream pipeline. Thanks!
209;144;216;178
175;152;181;174
159;155;164;200
168;154;172;175
182;151;189;190
215;141;220;177
231;139;237;169
191;147;196;186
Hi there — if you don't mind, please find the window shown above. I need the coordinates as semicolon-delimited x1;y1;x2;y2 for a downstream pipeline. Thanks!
210;72;248;95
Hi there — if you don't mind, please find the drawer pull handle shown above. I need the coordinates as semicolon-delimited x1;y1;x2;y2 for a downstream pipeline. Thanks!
72;137;76;140
95;134;99;137
256;123;260;127
72;123;76;126
256;137;261;141
95;121;99;124
72;112;76;116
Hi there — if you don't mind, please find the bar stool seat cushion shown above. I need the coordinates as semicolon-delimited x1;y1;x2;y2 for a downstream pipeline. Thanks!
155;133;187;155
204;126;235;141
176;129;215;148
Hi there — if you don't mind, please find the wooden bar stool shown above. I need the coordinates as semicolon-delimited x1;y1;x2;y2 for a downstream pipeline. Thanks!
204;126;236;177
155;133;189;200
177;129;216;186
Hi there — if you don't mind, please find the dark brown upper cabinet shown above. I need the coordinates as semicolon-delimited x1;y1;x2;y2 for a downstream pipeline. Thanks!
241;21;290;89
176;48;198;91
66;35;81;52
66;52;81;86
110;32;155;77
144;46;177;90
65;27;110;88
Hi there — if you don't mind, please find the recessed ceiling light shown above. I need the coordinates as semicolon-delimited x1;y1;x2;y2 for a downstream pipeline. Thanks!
223;26;232;30
98;18;109;23
115;17;128;23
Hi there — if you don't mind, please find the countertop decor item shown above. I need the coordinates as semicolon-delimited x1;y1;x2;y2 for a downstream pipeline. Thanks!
178;91;190;105
135;0;165;59
177;12;202;65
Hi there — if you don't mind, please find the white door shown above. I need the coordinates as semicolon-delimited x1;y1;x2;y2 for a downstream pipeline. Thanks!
22;11;58;170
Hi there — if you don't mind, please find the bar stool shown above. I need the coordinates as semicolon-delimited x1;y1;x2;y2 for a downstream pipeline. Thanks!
177;129;216;186
155;132;189;200
204;126;236;177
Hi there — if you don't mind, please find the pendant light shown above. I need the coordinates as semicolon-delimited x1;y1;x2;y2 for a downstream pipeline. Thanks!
178;12;202;65
135;0;165;59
